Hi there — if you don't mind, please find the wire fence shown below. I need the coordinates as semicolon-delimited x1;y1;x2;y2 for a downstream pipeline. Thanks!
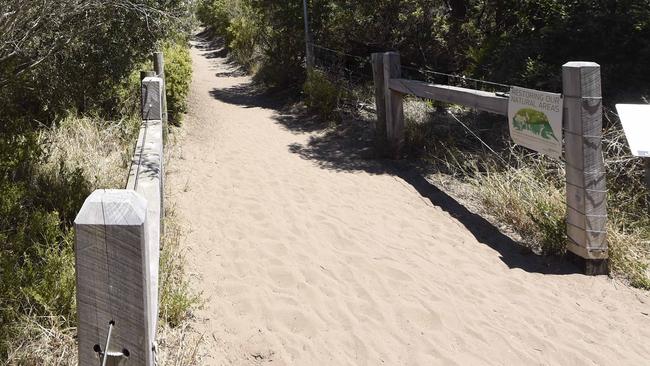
306;42;648;271
311;43;372;92
308;42;570;194
309;42;647;212
400;65;511;93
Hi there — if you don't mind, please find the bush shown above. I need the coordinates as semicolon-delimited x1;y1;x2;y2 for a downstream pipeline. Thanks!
303;69;341;122
196;0;231;36
163;42;193;126
196;1;305;86
227;8;263;70
113;40;192;126
0;0;196;361
0;179;80;358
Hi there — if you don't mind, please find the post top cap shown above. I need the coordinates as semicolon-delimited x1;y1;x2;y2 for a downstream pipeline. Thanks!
75;189;147;226
143;76;163;83
563;61;600;68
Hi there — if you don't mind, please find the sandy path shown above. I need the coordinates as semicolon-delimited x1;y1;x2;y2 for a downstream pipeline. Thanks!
167;35;650;365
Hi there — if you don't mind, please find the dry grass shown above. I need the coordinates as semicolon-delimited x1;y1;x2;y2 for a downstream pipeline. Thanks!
402;98;650;288
38;114;140;190
154;205;204;366
156;322;205;366
472;166;567;255
4;316;77;366
4;119;204;365
159;201;202;328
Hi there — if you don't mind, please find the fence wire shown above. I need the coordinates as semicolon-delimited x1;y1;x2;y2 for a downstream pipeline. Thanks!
309;43;567;200
311;43;372;87
400;65;511;93
310;42;375;115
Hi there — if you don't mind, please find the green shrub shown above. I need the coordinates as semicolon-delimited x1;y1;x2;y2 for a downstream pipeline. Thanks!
196;0;231;36
0;180;79;357
115;62;152;117
303;69;341;122
163;42;193;126
227;9;262;70
195;1;305;86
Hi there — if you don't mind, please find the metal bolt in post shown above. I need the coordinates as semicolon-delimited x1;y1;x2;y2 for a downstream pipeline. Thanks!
93;321;130;366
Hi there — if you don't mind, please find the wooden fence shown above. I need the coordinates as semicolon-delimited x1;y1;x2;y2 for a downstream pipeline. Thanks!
74;54;166;366
372;52;608;275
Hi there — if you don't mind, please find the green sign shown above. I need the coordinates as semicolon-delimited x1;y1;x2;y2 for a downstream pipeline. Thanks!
508;87;563;159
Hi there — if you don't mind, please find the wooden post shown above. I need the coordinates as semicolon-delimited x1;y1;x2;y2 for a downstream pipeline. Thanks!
153;52;168;124
562;62;608;275
371;53;388;156
142;77;163;121
75;190;155;366
383;52;405;159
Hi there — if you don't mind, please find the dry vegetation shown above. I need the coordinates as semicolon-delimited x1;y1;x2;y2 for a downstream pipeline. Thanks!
3;118;202;365
401;98;650;288
156;203;204;366
39;115;141;189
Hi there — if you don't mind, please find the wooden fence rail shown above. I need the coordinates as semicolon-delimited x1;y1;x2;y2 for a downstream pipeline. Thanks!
74;53;166;366
372;52;608;275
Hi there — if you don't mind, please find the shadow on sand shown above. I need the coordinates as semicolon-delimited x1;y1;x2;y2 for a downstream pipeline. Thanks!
204;36;581;276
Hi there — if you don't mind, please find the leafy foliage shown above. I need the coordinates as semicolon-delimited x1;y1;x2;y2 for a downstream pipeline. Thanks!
0;0;194;359
0;166;84;356
164;42;194;125
303;69;342;122
197;0;650;103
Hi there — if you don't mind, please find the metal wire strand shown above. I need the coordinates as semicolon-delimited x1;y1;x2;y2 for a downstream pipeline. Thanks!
401;65;511;90
310;42;371;65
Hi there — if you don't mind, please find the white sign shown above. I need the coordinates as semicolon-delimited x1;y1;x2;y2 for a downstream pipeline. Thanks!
615;104;650;157
508;87;563;159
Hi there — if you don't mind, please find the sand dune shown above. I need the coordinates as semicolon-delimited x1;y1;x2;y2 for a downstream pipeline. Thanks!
166;35;650;365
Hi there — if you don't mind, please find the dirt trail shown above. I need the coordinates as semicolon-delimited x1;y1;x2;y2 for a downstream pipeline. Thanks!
167;34;650;365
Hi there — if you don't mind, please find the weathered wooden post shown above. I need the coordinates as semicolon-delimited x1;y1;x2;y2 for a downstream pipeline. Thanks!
562;62;608;275
382;52;405;159
371;53;388;156
142;77;163;122
75;190;155;366
153;52;168;124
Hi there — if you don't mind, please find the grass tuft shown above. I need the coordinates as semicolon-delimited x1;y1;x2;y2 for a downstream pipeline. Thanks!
159;204;202;328
39;114;140;190
4;316;77;366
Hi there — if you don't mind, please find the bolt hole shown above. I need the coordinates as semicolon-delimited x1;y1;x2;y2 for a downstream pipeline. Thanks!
109;320;115;326
122;348;130;358
93;344;102;353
